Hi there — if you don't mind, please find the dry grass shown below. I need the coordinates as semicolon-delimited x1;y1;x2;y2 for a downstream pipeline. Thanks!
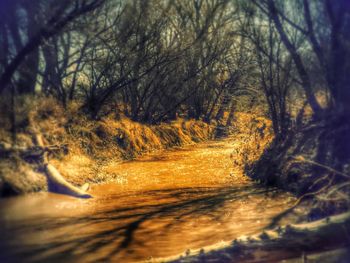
0;157;47;195
0;96;215;192
0;95;269;195
229;112;274;178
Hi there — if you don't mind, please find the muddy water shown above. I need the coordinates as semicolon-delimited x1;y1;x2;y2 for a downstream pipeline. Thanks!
0;138;296;262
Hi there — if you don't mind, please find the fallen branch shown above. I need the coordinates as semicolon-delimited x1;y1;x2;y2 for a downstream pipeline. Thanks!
0;134;91;198
292;155;350;179
266;173;334;229
45;163;91;198
35;134;92;198
0;141;68;162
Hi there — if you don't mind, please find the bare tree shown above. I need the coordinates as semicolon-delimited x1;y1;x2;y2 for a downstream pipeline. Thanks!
0;0;105;94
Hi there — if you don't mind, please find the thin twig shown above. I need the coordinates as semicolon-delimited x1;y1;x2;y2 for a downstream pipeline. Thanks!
292;155;350;179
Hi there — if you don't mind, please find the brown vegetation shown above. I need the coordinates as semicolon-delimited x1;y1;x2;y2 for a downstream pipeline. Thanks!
0;96;215;196
0;0;350;259
246;115;350;220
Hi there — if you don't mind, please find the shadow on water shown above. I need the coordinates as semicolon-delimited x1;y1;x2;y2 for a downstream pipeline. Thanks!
0;185;285;262
0;139;296;262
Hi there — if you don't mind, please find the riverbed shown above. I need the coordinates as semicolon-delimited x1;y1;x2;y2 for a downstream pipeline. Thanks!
0;138;296;262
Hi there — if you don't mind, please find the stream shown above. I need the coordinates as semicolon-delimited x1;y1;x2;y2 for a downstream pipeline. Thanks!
0;137;296;262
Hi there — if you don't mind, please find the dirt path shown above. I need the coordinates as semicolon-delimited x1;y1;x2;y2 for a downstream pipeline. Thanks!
0;137;296;262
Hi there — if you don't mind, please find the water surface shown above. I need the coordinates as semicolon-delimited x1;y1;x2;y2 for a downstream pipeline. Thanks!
0;138;295;262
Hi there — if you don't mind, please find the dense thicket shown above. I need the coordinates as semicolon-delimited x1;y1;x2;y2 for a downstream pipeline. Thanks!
1;0;349;133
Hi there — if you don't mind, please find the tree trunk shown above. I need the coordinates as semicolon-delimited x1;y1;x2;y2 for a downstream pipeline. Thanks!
267;0;322;116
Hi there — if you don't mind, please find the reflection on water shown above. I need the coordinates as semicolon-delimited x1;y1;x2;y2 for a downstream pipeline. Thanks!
0;138;295;262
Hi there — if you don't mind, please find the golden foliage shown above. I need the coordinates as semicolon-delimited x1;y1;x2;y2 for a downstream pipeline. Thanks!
229;112;274;178
0;96;215;187
1;96;270;190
